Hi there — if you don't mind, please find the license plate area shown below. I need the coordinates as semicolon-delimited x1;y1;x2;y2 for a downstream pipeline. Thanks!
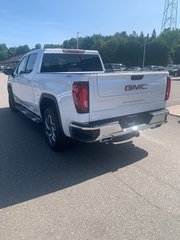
119;113;152;128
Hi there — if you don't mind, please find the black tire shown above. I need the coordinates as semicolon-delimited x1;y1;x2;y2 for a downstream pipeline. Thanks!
8;89;17;112
43;107;69;151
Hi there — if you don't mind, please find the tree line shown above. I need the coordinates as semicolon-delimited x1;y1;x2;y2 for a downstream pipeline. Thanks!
1;29;180;67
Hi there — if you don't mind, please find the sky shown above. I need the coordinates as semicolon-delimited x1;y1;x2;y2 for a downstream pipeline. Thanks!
0;0;179;48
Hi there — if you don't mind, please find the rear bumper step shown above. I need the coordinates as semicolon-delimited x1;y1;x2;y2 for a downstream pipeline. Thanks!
70;109;169;143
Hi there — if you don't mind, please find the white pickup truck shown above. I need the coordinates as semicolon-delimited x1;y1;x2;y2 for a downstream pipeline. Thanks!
4;48;171;151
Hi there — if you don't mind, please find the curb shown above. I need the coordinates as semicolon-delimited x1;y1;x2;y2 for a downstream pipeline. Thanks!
169;113;180;117
168;105;180;117
171;78;180;81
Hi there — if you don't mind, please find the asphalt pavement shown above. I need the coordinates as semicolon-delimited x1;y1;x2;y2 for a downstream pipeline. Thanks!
0;73;180;240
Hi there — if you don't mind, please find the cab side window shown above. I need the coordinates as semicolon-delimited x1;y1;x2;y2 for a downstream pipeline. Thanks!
26;54;38;73
16;56;28;75
16;53;38;75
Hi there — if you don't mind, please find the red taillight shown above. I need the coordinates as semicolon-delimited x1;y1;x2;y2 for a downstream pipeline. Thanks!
165;76;171;101
72;82;89;113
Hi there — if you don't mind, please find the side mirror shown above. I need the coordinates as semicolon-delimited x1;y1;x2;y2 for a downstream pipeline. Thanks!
2;68;15;77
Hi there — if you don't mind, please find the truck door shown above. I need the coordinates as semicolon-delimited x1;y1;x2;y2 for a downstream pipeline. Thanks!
12;55;29;104
12;53;37;111
20;53;38;111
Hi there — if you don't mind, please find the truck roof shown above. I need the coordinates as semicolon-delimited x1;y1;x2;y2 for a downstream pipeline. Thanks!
21;49;100;59
43;48;99;55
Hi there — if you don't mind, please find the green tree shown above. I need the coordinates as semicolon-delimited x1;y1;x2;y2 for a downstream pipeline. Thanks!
173;45;180;64
1;29;180;66
101;38;119;63
8;47;17;58
0;43;8;61
151;29;157;40
35;43;42;49
16;45;30;55
63;38;77;49
146;40;169;66
159;29;180;62
43;44;62;48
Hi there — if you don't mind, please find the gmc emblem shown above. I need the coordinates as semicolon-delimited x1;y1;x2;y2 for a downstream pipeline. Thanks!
125;84;148;91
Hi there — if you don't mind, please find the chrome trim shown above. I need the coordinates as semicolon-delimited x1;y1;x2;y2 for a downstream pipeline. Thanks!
70;121;122;132
70;109;169;142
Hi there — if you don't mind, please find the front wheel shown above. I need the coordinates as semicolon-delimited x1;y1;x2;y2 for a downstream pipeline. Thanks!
43;107;69;151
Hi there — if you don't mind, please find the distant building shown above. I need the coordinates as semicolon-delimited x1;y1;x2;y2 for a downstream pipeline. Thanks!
0;55;23;69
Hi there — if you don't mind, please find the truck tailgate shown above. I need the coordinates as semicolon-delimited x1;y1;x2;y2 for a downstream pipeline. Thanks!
89;72;168;122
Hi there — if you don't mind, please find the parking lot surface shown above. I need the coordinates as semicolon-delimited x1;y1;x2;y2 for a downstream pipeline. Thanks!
0;74;180;240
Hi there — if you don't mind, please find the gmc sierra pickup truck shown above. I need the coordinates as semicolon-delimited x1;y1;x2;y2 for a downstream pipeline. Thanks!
4;48;171;151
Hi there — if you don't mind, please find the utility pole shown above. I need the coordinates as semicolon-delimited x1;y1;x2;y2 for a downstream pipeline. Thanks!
77;32;79;49
142;39;147;69
161;0;178;31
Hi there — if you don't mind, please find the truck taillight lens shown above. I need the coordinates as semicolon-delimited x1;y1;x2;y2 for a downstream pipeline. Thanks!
165;76;171;101
72;82;89;113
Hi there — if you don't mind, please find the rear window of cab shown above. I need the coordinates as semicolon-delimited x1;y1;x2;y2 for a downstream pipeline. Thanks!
41;53;103;72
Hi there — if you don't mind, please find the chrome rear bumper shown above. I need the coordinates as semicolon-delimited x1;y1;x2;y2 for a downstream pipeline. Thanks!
70;109;169;143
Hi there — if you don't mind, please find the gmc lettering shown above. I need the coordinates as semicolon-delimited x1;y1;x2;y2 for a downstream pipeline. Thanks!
125;84;148;91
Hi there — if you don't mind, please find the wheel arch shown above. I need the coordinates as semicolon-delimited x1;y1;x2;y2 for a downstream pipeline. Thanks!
39;93;60;120
39;93;67;136
40;94;69;150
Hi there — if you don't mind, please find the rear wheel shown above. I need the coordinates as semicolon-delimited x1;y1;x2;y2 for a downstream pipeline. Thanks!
43;107;69;151
8;89;17;112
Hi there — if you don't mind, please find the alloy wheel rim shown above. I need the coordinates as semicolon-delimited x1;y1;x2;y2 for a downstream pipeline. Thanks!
45;114;57;144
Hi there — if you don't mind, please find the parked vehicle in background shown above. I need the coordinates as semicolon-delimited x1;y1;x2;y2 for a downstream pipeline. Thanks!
143;65;165;71
1;66;12;73
155;66;165;71
4;48;170;151
105;63;126;72
127;67;141;71
166;65;180;77
0;66;5;71
2;66;14;75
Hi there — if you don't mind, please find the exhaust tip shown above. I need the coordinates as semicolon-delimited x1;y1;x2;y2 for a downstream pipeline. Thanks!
100;136;113;143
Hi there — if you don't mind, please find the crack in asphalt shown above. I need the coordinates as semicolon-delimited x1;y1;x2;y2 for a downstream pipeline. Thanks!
112;172;180;224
